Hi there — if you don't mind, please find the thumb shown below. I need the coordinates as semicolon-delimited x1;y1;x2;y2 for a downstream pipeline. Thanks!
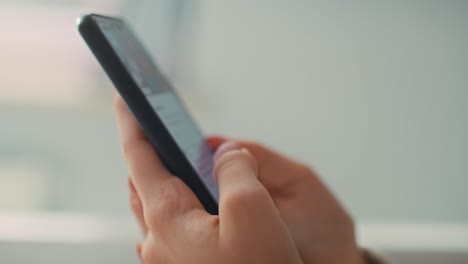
213;141;259;196
213;141;278;234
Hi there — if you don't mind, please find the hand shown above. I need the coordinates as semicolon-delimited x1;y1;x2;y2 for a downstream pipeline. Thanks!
208;137;364;264
114;96;302;264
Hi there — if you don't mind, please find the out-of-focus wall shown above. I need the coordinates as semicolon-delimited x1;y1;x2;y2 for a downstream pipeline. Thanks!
126;0;468;221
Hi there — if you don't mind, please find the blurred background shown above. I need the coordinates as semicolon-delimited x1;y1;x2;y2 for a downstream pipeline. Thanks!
0;0;467;263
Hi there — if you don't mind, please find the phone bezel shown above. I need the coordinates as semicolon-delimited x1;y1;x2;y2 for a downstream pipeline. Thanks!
78;14;218;215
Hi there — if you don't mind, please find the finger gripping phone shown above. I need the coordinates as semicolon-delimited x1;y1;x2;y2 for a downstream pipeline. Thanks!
77;14;219;214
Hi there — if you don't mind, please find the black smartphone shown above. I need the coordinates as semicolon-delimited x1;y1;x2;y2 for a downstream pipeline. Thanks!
77;14;219;214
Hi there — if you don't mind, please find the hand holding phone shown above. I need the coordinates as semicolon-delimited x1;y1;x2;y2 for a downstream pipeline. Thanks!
115;95;303;264
79;14;365;264
78;14;218;214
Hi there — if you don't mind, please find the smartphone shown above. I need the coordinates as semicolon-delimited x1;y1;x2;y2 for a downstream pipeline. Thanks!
77;14;219;214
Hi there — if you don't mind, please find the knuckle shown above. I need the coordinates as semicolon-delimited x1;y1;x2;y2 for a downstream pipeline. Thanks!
144;203;164;229
162;177;186;198
185;215;217;242
141;235;165;264
144;181;180;229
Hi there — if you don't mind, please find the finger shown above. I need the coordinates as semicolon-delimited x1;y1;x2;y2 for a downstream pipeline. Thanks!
207;136;273;166
113;94;204;231
136;243;143;264
114;94;172;200
115;97;202;227
237;141;314;197
129;177;148;235
213;141;282;236
209;135;310;197
208;136;286;193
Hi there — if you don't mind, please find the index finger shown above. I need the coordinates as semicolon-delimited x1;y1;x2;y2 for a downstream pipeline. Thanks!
113;93;209;235
113;93;173;201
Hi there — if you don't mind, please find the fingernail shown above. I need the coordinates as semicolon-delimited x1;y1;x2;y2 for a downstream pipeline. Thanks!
136;243;143;264
214;141;241;162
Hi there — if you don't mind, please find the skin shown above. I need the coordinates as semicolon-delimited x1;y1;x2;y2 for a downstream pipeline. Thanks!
114;94;364;264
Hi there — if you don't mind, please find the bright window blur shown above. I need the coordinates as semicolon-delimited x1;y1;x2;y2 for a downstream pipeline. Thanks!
0;0;126;213
0;0;189;216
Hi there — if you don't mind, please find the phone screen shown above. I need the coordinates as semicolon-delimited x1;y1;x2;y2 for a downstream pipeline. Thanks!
95;17;219;202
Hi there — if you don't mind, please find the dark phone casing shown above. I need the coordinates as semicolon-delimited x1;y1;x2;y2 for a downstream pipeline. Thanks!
77;14;218;215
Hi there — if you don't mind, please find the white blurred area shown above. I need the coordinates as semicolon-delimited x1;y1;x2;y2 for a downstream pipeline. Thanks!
0;0;118;107
1;0;467;263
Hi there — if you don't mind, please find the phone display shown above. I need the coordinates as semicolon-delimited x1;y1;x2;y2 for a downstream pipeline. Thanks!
78;14;219;214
